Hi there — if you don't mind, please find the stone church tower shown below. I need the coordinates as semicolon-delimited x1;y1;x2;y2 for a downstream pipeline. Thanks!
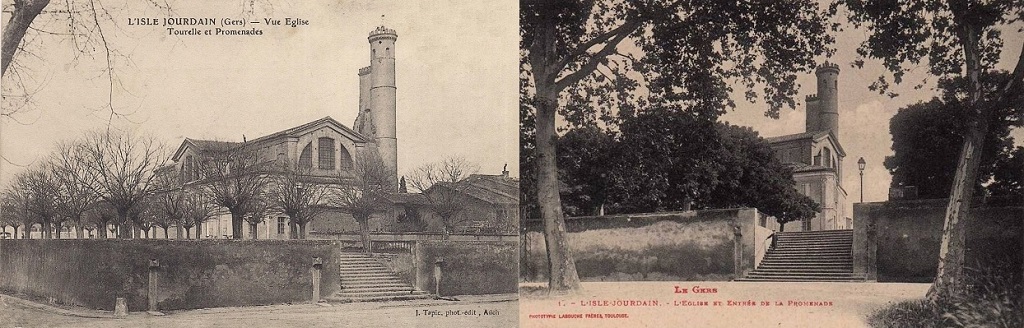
354;26;399;181
766;62;850;231
805;62;840;140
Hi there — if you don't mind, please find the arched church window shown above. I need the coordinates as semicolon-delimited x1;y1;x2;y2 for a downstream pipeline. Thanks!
339;145;353;170
299;143;312;169
318;138;336;170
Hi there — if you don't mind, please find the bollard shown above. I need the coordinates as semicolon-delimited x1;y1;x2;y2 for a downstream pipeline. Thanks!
312;257;323;302
114;297;128;318
733;225;743;276
433;258;444;297
148;259;160;313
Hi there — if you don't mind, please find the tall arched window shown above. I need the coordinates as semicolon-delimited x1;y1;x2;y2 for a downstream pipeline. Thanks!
318;137;335;170
299;143;313;169
339;145;353;170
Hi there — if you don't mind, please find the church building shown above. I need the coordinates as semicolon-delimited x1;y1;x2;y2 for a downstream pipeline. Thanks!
165;26;516;239
765;63;850;231
169;26;402;239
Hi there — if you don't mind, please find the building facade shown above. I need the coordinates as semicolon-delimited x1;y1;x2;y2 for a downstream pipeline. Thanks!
765;63;850;231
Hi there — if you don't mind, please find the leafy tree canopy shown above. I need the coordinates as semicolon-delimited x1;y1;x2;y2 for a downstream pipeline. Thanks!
556;108;819;224
884;71;1023;199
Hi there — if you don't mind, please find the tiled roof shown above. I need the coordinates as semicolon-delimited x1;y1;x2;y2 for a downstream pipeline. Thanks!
444;174;518;205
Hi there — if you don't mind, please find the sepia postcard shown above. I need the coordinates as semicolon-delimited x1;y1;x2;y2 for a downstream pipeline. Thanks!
1;0;519;327
517;1;1022;328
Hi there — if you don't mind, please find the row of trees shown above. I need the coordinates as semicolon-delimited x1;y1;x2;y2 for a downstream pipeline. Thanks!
0;128;484;251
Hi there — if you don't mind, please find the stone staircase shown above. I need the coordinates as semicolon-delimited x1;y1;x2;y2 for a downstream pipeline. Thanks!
737;229;866;282
325;252;431;302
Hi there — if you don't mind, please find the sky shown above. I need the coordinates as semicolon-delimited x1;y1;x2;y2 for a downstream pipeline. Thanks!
720;8;1024;208
0;0;520;186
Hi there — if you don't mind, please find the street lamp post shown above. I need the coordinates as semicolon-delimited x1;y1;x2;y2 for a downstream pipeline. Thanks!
857;157;866;203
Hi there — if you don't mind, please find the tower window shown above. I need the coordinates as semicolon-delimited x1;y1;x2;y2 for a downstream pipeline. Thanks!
299;143;312;169
318;137;336;170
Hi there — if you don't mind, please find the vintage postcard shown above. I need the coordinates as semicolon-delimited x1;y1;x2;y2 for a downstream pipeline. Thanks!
1;0;518;327
518;1;1023;327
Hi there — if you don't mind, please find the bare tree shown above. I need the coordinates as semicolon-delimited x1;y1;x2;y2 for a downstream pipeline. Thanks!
15;166;60;238
150;168;188;239
1;181;35;238
407;157;479;239
77;129;164;239
50;142;100;238
0;192;24;239
197;145;272;239
183;187;219;240
242;197;270;240
269;163;329;240
84;201;116;239
333;152;395;252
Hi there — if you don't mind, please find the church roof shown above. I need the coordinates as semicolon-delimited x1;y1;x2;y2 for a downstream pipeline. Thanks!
172;116;370;161
246;116;370;146
765;130;846;157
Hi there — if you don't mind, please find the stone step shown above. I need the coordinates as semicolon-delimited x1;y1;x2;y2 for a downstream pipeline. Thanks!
341;277;406;284
777;229;852;235
776;238;852;243
337;284;413;291
734;277;864;282
325;292;432;303
772;248;851;252
762;256;852;262
753;268;854;273
342;282;412;288
339;260;385;264
331;290;431;298
746;270;864;276
757;263;852;269
775;239;853;244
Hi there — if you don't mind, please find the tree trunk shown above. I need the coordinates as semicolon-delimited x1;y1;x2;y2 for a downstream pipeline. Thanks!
299;222;308;240
357;220;371;253
249;223;258;240
176;225;183;239
1;0;50;76
76;224;85;239
196;222;202;239
928;23;991;300
97;224;107;238
535;88;582;293
42;221;51;239
231;210;244;239
53;221;62;239
12;226;19;239
289;221;298;239
779;221;786;232
183;226;191;239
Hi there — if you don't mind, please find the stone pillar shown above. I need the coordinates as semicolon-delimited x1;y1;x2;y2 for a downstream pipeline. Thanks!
433;258;444;297
311;257;323;302
148;259;160;313
114;297;128;318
